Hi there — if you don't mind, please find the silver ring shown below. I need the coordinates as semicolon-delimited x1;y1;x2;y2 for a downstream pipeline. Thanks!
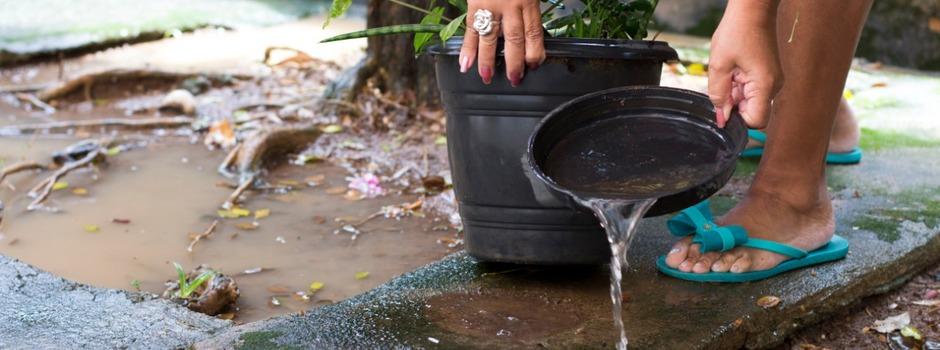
472;9;499;36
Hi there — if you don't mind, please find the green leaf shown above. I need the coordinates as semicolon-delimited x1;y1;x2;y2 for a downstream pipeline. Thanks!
179;270;215;299
414;7;445;54
323;0;353;28
440;13;466;42
446;0;467;12
321;24;446;43
173;262;187;290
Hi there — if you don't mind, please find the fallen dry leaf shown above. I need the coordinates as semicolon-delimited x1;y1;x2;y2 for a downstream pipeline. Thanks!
312;216;326;224
112;218;131;224
343;190;364;201
72;187;88;196
872;312;910;333
756;295;781;308
235;222;259;230
52;181;69;191
929;17;940;33
901;325;922;340
83;224;100;233
254;209;271;220
912;299;940;307
355;271;370;280
325;186;347;195
205;119;236;148
305;174;325;186
309;281;325;292
267;285;291;294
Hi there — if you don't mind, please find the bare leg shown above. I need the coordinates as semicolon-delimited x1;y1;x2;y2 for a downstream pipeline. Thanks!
665;0;872;273
746;97;861;154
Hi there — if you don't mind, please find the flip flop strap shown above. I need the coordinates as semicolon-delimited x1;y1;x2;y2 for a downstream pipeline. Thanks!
748;129;768;143
666;201;808;257
666;201;747;253
741;238;808;259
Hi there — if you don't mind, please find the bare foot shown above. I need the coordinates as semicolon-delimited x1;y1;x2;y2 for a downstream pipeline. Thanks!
663;189;835;274
746;98;860;154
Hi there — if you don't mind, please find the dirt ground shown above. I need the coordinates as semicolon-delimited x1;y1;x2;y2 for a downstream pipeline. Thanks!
780;264;940;350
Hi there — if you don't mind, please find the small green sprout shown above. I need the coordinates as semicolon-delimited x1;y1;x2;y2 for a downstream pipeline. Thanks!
173;262;216;299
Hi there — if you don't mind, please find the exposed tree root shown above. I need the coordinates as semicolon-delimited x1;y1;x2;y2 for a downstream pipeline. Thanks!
187;220;219;253
0;116;194;136
37;69;248;102
218;125;321;182
216;144;242;179
0;161;48;185
14;93;56;113
221;174;256;210
0;83;50;94
27;147;101;211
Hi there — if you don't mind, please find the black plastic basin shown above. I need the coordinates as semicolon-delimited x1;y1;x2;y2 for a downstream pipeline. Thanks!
429;38;678;264
528;86;748;216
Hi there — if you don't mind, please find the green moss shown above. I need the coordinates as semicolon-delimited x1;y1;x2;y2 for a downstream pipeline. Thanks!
859;128;940;151
854;187;940;242
853;215;901;242
733;159;759;178
236;331;299;350
826;168;852;192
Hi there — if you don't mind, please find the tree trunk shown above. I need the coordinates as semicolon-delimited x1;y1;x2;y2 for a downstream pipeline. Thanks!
360;0;460;106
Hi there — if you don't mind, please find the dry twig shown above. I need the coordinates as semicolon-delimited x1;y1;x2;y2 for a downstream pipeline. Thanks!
27;148;101;211
187;220;219;253
221;174;256;210
1;161;48;185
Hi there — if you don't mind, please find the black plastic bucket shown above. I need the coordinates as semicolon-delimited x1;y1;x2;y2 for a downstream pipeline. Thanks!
429;38;678;264
528;86;748;216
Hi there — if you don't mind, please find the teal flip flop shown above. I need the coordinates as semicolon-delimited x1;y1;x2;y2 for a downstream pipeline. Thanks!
655;200;849;283
741;129;863;165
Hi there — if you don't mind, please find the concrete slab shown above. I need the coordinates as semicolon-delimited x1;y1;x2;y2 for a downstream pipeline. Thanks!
196;146;940;349
0;256;231;349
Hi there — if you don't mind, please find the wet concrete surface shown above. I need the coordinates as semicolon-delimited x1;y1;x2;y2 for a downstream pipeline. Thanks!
0;255;231;349
194;146;940;349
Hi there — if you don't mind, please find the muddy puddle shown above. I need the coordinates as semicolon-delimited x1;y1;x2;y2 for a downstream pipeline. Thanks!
0;135;455;322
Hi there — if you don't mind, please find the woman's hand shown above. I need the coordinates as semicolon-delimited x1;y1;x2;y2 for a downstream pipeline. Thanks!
708;0;783;128
460;0;546;86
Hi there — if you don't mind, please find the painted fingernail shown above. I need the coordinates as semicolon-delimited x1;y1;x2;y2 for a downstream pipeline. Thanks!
459;55;470;73
509;71;523;87
480;67;493;85
669;247;681;255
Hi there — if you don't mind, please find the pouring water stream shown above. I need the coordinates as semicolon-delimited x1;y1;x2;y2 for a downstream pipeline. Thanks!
579;198;657;350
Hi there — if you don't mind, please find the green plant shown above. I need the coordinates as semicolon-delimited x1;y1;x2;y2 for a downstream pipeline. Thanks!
322;0;659;53
173;262;215;299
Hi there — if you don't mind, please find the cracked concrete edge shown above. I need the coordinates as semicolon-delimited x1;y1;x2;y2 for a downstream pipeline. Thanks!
194;252;479;349
0;255;231;349
722;224;940;350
